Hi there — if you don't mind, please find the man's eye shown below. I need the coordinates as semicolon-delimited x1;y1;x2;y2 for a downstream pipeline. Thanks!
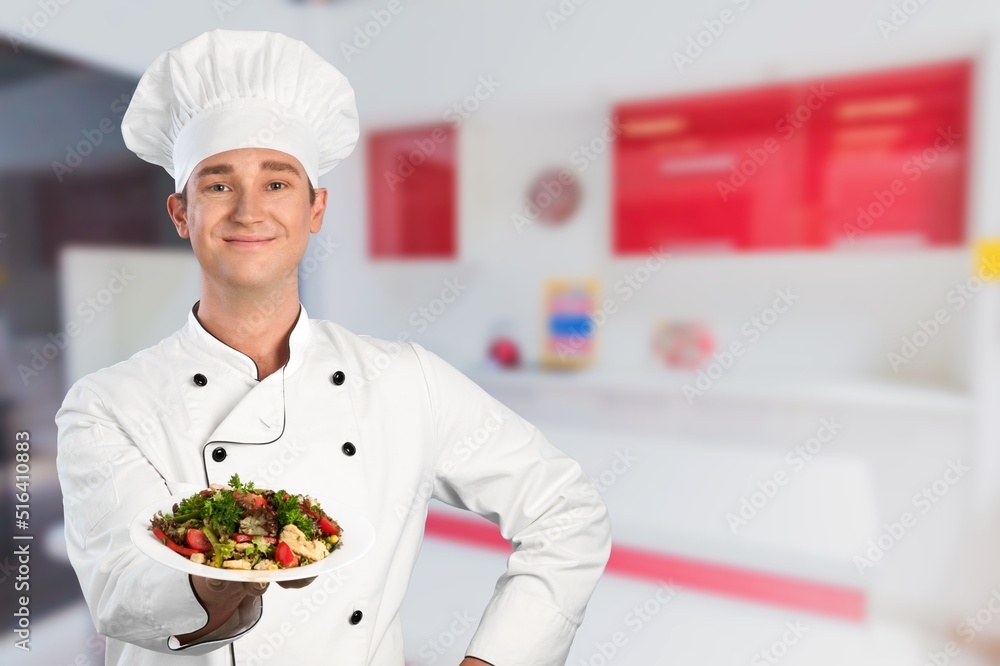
209;184;229;192
268;182;286;190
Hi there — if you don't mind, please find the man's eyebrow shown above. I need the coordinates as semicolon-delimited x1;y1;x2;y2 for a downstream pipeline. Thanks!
260;160;301;178
194;164;234;181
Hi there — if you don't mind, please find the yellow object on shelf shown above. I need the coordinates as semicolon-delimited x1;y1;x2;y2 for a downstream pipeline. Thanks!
974;239;1000;280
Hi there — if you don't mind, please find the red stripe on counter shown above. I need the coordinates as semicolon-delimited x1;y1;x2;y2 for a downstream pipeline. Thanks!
424;510;865;621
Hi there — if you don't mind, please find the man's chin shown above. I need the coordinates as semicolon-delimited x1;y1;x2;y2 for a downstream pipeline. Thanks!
216;273;289;293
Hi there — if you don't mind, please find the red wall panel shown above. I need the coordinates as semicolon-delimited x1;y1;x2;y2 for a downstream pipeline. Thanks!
367;125;456;258
613;60;971;255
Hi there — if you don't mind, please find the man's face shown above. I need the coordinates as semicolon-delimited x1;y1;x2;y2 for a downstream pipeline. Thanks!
166;147;326;292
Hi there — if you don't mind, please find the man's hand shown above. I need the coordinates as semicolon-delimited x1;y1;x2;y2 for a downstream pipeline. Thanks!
176;576;269;645
277;576;317;589
175;575;317;646
460;658;494;666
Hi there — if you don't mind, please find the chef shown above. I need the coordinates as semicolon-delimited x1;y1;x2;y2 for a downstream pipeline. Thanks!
54;28;612;666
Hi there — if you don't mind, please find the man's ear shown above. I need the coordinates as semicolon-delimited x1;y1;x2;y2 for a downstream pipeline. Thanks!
166;193;190;239
310;187;328;234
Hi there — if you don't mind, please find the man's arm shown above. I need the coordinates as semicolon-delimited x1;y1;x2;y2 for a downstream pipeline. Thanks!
410;342;613;666
55;381;263;655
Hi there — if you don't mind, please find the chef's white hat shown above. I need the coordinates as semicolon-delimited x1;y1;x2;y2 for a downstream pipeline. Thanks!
121;29;359;193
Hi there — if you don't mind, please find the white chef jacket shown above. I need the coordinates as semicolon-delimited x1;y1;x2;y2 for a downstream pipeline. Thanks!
55;302;613;665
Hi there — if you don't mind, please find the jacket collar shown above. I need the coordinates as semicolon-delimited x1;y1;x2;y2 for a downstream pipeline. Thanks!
181;300;313;381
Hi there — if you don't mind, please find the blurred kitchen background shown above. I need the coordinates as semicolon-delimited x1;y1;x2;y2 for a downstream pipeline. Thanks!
3;0;1000;664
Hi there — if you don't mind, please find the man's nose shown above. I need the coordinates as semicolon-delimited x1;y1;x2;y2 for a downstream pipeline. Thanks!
232;190;265;224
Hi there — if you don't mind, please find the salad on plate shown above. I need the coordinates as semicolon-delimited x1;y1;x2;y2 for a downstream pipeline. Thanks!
148;474;343;571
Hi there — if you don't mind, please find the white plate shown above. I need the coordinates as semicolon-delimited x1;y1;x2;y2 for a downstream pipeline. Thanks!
129;492;375;583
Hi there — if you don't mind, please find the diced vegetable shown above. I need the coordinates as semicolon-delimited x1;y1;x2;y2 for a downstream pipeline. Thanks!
275;541;298;568
319;516;340;536
153;528;202;558
235;491;267;509
185;528;212;553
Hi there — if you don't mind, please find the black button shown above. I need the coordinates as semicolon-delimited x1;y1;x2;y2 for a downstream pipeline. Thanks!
349;610;363;625
342;442;356;457
212;447;227;462
193;373;208;387
331;371;345;385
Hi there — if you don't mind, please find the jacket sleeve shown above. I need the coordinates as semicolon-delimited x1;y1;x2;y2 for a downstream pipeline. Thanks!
54;380;263;656
410;342;613;666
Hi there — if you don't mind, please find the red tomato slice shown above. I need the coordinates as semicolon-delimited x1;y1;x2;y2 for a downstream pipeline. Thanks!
234;492;267;509
319;517;340;536
153;528;202;558
275;541;298;568
185;528;212;553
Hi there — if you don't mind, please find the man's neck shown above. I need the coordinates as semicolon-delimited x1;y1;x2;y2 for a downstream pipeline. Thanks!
194;283;301;381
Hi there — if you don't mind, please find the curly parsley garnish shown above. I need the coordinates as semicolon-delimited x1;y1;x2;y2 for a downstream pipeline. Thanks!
272;490;313;539
228;473;255;493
